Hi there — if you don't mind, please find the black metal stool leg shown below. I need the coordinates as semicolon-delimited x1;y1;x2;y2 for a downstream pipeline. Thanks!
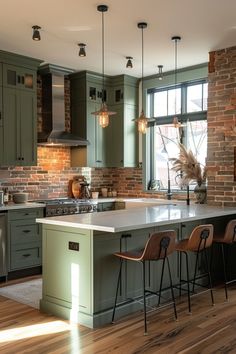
184;251;191;313
158;257;166;307
179;251;182;297
166;257;177;320
192;250;200;294
112;258;123;323
221;243;228;301
142;261;148;335
204;248;215;306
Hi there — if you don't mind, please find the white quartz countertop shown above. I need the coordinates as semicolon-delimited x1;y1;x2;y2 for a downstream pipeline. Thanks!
36;203;236;233
0;202;45;211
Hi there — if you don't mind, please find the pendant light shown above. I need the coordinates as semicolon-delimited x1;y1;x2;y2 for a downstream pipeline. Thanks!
157;65;163;80
91;4;116;128
32;25;41;41
172;36;181;126
78;43;86;57
126;56;133;68
135;22;148;134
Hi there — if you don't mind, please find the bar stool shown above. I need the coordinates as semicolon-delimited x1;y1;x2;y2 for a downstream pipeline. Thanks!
176;224;214;313
212;219;236;300
111;230;177;335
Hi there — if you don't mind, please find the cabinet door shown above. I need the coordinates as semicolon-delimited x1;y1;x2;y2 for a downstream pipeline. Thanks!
3;88;36;165
20;90;37;165
3;64;36;91
2;87;20;165
105;105;123;167
87;102;106;167
0;86;3;164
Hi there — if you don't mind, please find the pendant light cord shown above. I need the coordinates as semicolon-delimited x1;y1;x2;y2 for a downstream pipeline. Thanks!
102;10;105;103
141;26;144;110
171;36;181;116
175;38;177;114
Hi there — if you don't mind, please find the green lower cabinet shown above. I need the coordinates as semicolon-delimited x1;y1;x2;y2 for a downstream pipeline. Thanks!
8;208;43;272
42;227;92;313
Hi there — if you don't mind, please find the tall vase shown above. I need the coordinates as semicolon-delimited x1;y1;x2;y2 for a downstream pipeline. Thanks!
194;182;207;204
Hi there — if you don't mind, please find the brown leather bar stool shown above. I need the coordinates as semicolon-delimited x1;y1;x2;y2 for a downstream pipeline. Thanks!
111;230;177;335
176;224;214;313
212;219;236;300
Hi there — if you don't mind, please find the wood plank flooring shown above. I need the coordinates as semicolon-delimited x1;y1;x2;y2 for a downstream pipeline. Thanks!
0;277;235;353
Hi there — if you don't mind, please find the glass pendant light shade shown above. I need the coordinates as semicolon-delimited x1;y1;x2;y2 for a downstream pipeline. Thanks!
135;22;148;134
92;102;116;128
137;110;148;134
92;4;116;128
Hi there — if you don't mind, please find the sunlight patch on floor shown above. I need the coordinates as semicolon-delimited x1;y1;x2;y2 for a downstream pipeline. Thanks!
0;320;72;343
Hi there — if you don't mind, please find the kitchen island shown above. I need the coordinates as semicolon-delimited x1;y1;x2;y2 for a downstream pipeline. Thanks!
36;203;236;328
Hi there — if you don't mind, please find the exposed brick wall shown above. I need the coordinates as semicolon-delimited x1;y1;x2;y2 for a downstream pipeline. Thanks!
207;46;236;206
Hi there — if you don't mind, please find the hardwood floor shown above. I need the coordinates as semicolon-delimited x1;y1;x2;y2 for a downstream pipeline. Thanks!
0;278;235;353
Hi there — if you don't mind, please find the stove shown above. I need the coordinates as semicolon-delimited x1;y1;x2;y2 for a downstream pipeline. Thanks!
39;198;97;217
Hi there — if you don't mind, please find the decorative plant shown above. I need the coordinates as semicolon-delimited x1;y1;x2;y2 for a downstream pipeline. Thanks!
169;143;206;187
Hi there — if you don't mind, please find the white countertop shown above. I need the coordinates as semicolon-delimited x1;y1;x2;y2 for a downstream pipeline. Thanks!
36;203;236;233
0;202;45;211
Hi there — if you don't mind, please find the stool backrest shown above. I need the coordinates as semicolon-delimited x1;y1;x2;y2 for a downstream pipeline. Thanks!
187;224;214;251
141;230;176;261
223;219;236;243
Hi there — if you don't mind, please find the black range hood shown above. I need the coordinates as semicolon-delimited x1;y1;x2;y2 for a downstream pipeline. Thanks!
38;64;89;147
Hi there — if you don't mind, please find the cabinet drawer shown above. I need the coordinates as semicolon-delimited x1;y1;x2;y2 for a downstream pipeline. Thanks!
10;246;41;270
11;223;40;246
8;208;44;221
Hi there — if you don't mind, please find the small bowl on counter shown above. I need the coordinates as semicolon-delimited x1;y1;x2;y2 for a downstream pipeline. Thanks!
12;193;29;204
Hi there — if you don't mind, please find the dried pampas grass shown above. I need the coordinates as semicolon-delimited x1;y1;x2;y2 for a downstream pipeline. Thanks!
169;144;206;186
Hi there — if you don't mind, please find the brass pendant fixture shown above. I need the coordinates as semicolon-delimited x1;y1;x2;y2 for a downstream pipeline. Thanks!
91;4;116;128
135;22;148;134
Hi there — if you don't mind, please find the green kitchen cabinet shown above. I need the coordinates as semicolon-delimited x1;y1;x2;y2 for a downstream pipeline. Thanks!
2;87;37;165
70;71;138;168
7;208;44;272
107;75;139;167
0;50;42;166
3;63;36;91
0;86;3;164
70;71;108;167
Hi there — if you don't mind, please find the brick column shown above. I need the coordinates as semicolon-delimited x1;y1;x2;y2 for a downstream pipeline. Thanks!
207;46;236;206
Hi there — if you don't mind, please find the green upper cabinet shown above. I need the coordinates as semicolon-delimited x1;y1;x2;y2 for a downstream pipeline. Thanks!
3;88;36;165
70;71;109;167
0;50;42;167
3;64;36;91
0;66;3;164
70;71;138;168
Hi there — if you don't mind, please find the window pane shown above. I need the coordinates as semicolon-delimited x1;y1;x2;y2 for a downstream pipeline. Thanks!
153;120;207;191
154;91;167;117
168;88;181;115
187;84;203;112
203;83;208;110
153;125;180;190
186;120;207;167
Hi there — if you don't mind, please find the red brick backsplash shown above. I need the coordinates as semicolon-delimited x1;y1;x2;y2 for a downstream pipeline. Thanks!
207;45;236;206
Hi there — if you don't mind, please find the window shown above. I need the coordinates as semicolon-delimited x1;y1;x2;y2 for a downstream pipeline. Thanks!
147;80;207;192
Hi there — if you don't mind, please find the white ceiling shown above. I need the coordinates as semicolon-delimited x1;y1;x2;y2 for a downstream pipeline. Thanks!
0;0;236;77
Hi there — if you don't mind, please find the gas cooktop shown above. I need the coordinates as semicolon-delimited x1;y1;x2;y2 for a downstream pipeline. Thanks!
36;198;97;217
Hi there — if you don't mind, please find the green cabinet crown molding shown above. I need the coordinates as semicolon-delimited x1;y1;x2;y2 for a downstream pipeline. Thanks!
0;49;43;69
38;63;75;76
